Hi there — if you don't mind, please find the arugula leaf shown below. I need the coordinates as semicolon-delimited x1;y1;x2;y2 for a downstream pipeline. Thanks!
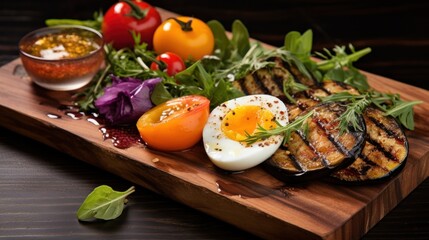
384;100;422;130
77;185;135;221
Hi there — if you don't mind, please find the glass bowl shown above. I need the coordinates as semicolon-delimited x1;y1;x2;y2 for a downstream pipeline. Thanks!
19;25;104;91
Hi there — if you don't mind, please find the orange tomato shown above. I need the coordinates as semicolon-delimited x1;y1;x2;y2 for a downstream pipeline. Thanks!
136;95;210;151
153;16;214;61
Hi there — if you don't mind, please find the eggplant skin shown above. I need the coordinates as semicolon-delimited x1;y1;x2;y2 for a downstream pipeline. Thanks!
329;107;409;184
234;60;410;184
263;102;366;183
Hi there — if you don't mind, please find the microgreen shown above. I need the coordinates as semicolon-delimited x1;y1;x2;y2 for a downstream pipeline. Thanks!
77;185;135;221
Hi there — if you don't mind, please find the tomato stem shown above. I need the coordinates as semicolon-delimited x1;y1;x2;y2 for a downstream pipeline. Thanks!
171;18;193;32
122;0;148;20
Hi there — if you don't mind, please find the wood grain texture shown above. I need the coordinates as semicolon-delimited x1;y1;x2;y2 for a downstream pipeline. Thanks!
0;126;258;240
1;7;429;240
1;46;429;240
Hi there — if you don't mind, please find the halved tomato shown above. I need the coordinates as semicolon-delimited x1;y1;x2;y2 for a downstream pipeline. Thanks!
136;95;210;151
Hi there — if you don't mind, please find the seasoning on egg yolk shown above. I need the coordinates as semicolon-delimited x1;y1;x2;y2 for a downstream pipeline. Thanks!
221;105;276;142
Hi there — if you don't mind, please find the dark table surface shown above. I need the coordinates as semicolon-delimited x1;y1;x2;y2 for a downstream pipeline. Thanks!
1;1;428;239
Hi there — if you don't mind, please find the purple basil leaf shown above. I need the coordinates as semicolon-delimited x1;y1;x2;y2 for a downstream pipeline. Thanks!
95;76;162;125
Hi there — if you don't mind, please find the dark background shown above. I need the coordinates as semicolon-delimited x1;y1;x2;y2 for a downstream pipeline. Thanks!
1;0;428;89
1;1;428;239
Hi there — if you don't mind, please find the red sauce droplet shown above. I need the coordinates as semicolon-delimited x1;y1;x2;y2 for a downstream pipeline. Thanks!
47;105;142;149
99;125;142;149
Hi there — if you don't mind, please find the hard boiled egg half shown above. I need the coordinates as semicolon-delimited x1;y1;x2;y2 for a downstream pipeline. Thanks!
203;95;288;171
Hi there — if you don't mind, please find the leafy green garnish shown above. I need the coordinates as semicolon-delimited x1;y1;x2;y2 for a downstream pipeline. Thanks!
384;99;422;130
75;34;167;111
284;30;372;92
322;91;422;131
77;185;135;221
284;29;313;62
207;19;251;64
174;61;243;109
315;45;372;92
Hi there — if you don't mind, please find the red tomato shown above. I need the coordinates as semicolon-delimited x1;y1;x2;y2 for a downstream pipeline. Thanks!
102;0;162;49
150;52;186;76
136;95;210;151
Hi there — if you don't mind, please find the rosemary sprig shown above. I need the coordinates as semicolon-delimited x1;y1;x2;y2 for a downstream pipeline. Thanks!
243;110;314;145
321;91;422;131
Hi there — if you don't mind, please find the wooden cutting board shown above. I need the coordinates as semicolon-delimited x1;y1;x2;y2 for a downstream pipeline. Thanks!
1;9;428;240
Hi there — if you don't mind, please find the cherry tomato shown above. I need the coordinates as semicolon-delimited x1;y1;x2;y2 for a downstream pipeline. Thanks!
102;0;162;49
150;52;186;76
136;95;210;151
153;16;215;61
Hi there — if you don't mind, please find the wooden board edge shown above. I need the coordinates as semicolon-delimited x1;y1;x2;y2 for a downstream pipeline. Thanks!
324;151;429;240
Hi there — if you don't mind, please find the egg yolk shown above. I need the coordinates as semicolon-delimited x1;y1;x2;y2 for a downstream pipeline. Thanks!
221;105;276;142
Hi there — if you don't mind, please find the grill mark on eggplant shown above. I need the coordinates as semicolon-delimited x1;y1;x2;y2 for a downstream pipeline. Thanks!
252;71;272;94
367;115;404;143
233;62;408;183
272;68;290;91
321;80;360;95
360;153;389;172
248;73;269;94
313;117;351;159
331;107;408;183
265;102;365;182
296;129;331;169
365;135;400;163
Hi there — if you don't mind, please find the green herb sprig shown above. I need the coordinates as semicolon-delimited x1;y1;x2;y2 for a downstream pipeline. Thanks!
322;91;422;131
243;110;314;145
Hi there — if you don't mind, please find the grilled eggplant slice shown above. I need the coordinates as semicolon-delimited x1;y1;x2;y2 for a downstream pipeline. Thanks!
264;102;366;182
330;107;409;183
234;60;409;183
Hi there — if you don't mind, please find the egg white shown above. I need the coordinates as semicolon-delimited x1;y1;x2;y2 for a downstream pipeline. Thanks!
203;94;288;171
